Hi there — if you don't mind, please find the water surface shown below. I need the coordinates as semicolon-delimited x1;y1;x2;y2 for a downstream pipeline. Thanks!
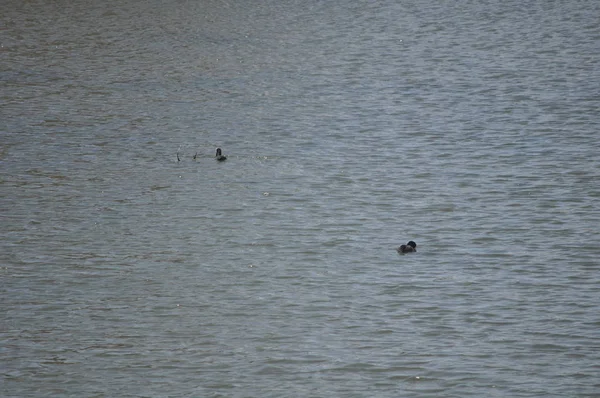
2;0;600;396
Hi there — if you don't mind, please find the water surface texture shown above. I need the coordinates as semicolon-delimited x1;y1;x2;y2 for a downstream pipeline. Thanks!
2;0;600;397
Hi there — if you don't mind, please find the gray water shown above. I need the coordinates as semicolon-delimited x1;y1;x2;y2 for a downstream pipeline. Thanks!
2;0;600;397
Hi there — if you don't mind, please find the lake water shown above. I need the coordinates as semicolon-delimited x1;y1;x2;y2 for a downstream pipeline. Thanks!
2;0;600;396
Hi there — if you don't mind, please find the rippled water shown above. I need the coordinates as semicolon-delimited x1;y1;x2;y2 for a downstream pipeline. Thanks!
2;0;600;396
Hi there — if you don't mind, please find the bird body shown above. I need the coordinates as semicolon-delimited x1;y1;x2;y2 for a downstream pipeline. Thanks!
397;241;417;254
215;147;227;161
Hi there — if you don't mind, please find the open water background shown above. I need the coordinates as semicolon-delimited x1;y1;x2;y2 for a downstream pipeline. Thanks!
2;0;600;396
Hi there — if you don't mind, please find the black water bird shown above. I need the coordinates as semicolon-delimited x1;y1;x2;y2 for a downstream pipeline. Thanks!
397;241;417;254
215;147;227;161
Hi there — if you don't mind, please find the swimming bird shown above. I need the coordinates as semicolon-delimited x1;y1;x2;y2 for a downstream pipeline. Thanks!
215;147;227;161
397;241;417;254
